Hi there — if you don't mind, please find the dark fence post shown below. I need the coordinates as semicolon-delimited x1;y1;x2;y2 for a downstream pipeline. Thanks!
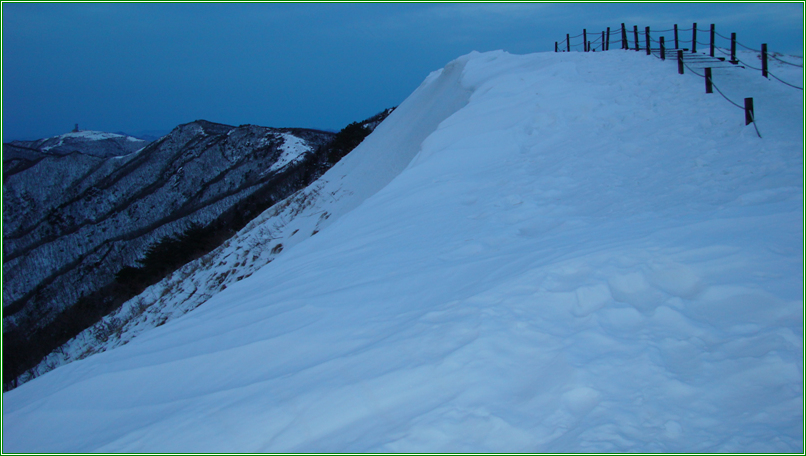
745;97;754;125
588;41;591;52
710;24;715;57
645;27;651;55
601;31;605;51
555;41;558;53
606;27;610;51
621;23;627;49
692;23;697;53
730;33;738;64
761;43;768;78
583;29;587;51
660;36;666;60
705;68;713;93
634;25;639;51
567;34;570;52
678;50;684;74
674;24;679;49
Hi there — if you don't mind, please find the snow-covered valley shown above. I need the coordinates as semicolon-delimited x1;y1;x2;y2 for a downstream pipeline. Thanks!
3;49;803;452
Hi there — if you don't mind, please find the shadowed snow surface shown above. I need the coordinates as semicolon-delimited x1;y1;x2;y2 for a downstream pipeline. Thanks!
3;50;803;453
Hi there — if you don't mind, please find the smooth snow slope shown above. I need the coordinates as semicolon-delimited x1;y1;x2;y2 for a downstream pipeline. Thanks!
21;61;469;381
3;50;803;453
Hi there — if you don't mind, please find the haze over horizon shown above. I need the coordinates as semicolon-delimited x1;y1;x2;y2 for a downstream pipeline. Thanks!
2;2;803;141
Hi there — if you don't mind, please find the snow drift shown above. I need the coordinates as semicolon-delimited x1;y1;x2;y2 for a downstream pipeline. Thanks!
3;49;803;453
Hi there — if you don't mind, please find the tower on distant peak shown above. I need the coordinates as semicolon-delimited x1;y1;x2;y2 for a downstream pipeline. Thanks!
72;123;79;132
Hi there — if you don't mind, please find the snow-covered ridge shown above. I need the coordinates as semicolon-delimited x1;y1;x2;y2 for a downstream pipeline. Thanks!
269;133;309;172
3;50;802;453
32;130;146;155
53;130;142;142
20;55;473;381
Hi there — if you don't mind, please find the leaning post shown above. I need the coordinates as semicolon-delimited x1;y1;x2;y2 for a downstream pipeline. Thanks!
705;68;713;93
678;50;684;74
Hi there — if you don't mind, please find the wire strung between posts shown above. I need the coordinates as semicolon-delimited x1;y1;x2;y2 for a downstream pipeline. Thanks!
682;61;707;79
746;109;762;138
710;47;805;90
713;30;732;41
768;54;804;67
712;30;762;52
684;64;735;108
768;71;804;90
682;60;763;137
682;61;742;108
734;41;762;52
712;46;748;65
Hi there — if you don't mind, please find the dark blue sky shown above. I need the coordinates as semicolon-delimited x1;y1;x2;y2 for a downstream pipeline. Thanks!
3;2;803;141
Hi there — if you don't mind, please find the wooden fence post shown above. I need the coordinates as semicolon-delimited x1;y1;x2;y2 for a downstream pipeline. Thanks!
660;36;666;60
745;97;754;125
705;68;713;93
645;27;651;55
583;29;587;52
692;23;697;53
555;41;558;52
761;43;768;78
730;33;738;64
678;50;684;74
567;34;570;52
674;24;679;49
606;27;610;50
710;24;715;57
601;31;605;51
634;25;639;51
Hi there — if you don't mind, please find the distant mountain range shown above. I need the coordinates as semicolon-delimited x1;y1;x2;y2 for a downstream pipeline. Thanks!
3;111;392;390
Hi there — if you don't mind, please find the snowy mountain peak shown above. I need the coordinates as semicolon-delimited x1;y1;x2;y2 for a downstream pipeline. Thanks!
3;50;802;453
6;130;147;159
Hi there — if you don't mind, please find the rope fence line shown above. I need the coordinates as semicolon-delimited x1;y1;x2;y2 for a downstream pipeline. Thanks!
768;71;804;90
768;54;803;67
683;61;763;137
553;22;805;137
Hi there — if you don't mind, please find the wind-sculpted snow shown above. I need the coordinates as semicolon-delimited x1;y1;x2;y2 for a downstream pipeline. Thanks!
21;62;468;383
3;50;802;453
